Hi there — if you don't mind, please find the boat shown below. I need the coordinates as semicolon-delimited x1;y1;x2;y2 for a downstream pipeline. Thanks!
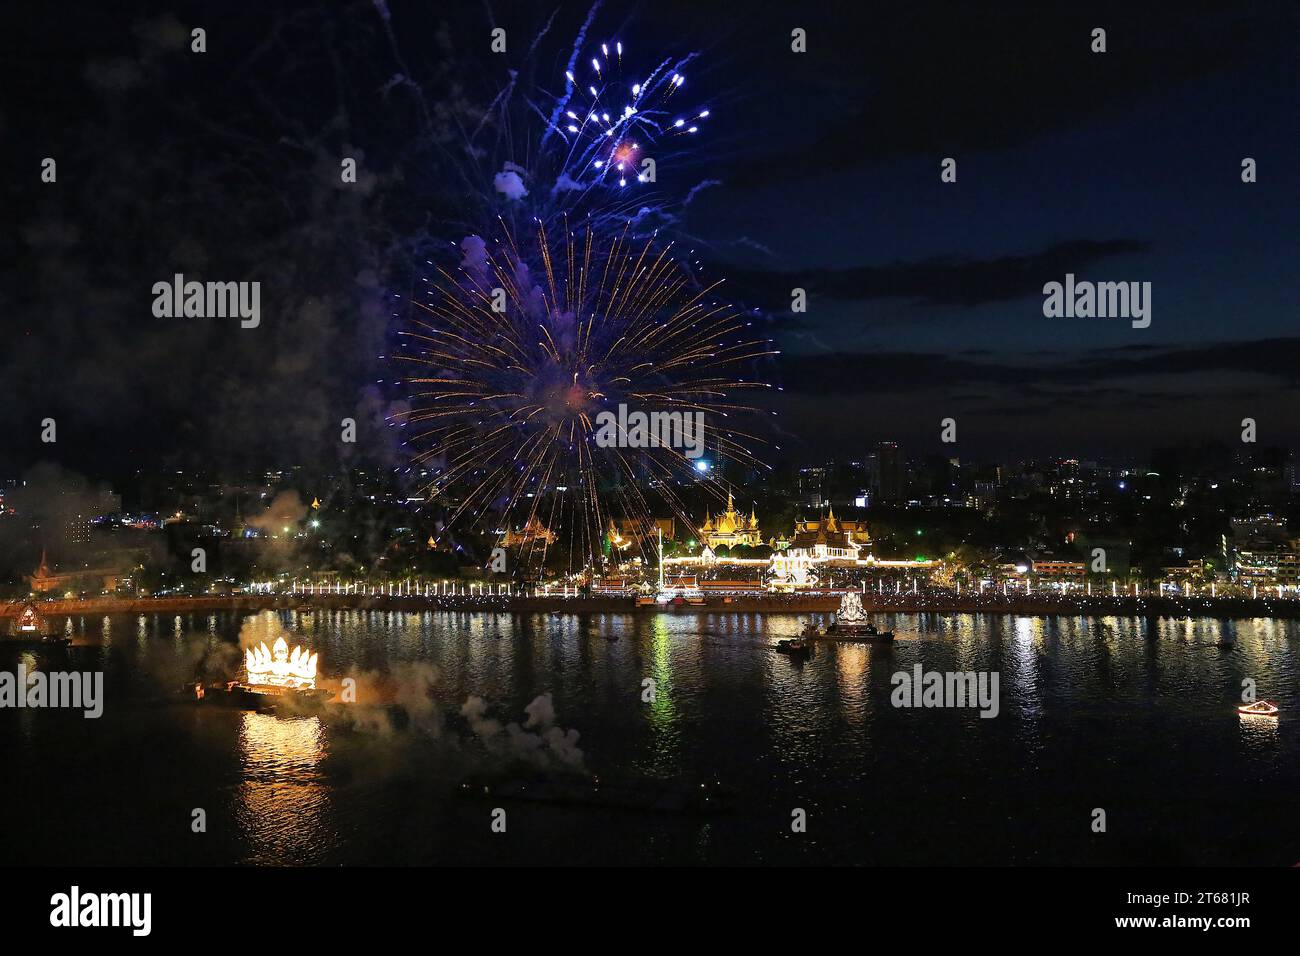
186;679;333;711
1237;700;1279;718
3;603;72;651
187;636;333;710
826;592;894;641
775;638;810;658
800;620;826;639
656;590;705;607
634;595;657;607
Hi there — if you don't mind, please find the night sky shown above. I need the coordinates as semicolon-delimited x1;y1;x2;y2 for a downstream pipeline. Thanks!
4;0;1299;484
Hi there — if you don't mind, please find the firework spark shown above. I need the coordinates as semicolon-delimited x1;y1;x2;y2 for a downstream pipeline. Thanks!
553;39;709;189
394;219;773;567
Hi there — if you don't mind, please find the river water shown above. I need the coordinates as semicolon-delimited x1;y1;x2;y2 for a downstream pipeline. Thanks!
2;609;1296;865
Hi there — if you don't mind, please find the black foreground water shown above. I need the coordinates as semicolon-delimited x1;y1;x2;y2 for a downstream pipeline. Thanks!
2;609;1296;865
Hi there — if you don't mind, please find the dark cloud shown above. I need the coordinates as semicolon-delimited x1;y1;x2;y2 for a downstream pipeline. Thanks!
776;337;1300;396
723;1;1296;182
719;238;1149;309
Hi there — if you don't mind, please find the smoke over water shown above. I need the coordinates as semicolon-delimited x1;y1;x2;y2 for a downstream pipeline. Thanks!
460;693;585;770
209;613;587;774
327;662;444;737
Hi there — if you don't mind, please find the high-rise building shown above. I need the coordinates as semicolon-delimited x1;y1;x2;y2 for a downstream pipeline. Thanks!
868;442;905;504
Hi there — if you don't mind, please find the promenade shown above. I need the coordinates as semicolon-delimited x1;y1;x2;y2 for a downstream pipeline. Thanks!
5;591;1300;620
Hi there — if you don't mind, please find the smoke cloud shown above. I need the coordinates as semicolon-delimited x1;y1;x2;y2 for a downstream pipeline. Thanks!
246;491;309;534
460;692;585;770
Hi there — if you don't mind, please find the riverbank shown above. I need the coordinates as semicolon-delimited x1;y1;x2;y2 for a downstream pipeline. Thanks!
5;591;1300;620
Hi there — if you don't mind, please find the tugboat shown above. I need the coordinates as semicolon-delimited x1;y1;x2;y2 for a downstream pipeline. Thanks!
3;602;72;651
826;592;894;641
775;637;811;659
800;619;826;639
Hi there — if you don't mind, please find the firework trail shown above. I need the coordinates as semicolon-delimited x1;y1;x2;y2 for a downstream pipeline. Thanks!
452;26;716;243
394;219;774;568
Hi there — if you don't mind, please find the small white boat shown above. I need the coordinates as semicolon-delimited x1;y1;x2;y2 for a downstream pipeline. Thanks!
1237;700;1279;718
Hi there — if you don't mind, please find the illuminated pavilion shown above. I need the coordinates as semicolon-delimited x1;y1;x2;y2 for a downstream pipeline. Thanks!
699;492;762;550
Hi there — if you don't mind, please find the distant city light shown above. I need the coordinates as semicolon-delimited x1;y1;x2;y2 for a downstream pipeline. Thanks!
694;460;711;472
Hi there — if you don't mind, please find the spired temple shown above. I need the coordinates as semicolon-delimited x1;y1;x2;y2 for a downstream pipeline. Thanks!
28;549;124;595
501;515;557;548
29;550;59;593
662;500;935;588
788;506;872;549
699;493;763;550
770;507;871;588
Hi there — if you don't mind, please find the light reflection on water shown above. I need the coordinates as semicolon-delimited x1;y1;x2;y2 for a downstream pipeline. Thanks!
3;608;1298;865
237;712;331;865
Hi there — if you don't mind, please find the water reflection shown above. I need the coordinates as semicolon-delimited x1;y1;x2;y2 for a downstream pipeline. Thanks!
236;712;331;864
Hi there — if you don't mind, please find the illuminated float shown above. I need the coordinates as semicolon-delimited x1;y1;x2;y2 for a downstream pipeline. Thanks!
4;602;71;650
190;636;332;709
825;592;894;642
17;603;39;632
245;637;318;689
